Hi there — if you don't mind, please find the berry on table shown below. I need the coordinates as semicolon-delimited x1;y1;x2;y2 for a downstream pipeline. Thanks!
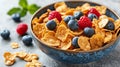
16;23;28;35
48;11;62;22
22;35;32;46
88;8;101;18
68;20;79;31
0;29;10;39
72;37;79;48
64;15;75;24
46;20;57;30
74;11;83;20
12;13;21;22
88;13;98;21
78;16;92;29
104;21;115;30
83;27;95;37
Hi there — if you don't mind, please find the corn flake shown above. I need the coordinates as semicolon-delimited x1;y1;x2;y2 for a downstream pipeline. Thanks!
98;18;109;28
25;60;42;67
60;38;72;50
104;32;112;43
15;51;27;59
10;42;19;49
90;33;104;49
114;19;120;31
3;52;16;66
54;2;68;12
55;24;68;42
78;36;91;51
41;31;60;46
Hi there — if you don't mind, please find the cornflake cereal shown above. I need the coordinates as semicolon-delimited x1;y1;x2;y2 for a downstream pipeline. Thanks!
3;52;16;66
25;60;42;67
32;2;120;51
10;42;19;49
3;51;42;67
78;36;91;51
24;53;39;62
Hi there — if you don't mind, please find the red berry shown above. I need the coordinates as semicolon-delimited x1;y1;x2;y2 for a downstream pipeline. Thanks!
16;23;28;35
78;16;92;29
88;8;101;18
48;11;62;22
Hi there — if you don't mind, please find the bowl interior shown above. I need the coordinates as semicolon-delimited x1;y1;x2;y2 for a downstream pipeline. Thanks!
31;1;120;53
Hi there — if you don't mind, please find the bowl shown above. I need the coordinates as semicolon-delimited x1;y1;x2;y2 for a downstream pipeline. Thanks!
30;1;120;64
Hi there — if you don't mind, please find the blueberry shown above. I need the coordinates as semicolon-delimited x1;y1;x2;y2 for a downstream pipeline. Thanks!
68;20;79;31
22;35;32;46
74;11;83;20
104;21;115;30
12;13;21;22
46;20;57;30
64;15;75;24
72;37;79;48
0;29;10;39
88;13;98;21
84;27;95;37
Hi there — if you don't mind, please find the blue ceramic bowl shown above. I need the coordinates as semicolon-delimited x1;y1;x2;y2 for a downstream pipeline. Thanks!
31;1;120;64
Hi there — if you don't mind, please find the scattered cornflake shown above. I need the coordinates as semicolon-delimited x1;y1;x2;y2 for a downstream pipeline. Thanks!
15;51;27;59
10;42;19;49
3;51;42;67
25;60;42;67
24;53;39;62
3;52;16;66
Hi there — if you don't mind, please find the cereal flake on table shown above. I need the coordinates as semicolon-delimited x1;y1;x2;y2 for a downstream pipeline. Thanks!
10;42;19;49
3;51;42;67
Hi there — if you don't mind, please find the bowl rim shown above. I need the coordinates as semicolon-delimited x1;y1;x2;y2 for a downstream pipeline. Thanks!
30;0;120;53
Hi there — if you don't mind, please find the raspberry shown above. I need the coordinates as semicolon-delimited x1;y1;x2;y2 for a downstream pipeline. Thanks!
78;16;92;29
16;23;28;35
48;11;62;22
88;8;101;18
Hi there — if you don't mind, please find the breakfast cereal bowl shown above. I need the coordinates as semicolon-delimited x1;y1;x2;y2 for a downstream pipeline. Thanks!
30;1;120;64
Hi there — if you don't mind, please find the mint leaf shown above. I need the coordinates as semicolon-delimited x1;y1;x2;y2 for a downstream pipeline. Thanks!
28;4;40;14
19;0;28;8
7;7;21;15
20;8;27;17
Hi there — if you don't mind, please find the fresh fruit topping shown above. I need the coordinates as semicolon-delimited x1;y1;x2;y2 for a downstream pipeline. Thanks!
22;35;32;46
72;37;79;48
12;13;21;22
64;15;75;24
46;20;57;30
83;27;95;37
0;29;10;39
48;11;62;21
16;23;28;35
104;21;115;30
88;8;100;18
78;16;92;29
68;20;79;31
74;11;83;20
88;13;98;21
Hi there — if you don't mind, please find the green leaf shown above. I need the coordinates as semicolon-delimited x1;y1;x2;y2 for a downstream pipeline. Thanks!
19;0;28;8
27;4;40;14
7;7;21;15
20;8;27;17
